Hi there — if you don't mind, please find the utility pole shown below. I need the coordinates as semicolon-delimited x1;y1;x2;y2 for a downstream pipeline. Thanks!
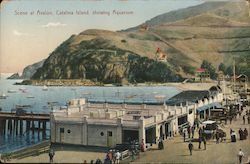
233;60;236;93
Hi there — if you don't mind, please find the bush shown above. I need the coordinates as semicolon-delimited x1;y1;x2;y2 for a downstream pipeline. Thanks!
121;39;127;43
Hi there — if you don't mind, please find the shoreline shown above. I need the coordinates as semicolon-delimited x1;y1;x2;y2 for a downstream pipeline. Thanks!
13;79;220;91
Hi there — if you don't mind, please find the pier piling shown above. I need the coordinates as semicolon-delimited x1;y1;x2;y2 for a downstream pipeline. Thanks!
0;112;49;137
32;120;35;135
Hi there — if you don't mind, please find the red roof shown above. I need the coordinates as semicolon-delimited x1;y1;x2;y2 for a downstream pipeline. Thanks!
156;48;161;53
196;68;206;72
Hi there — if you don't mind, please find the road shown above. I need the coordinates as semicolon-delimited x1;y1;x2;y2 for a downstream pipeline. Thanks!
132;106;250;164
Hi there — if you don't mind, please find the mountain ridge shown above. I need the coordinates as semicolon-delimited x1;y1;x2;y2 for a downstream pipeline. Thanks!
19;1;250;83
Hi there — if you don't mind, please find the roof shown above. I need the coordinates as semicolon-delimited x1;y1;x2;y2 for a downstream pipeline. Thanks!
166;90;210;106
196;68;206;73
196;102;223;112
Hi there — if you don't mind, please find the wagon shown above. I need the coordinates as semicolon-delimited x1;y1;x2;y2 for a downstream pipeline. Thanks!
202;120;225;140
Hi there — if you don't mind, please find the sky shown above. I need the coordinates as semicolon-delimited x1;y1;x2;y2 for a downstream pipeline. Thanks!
0;0;214;73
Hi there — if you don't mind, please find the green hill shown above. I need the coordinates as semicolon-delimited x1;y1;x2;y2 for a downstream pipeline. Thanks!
31;1;250;83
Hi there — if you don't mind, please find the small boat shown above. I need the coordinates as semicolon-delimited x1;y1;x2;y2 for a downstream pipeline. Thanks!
8;90;17;93
15;105;32;109
125;94;137;99
26;95;35;98
0;93;7;99
82;92;91;95
47;101;59;105
42;85;48;91
19;87;26;91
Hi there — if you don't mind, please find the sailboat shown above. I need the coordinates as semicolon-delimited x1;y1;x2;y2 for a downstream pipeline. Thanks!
42;85;48;91
0;93;7;99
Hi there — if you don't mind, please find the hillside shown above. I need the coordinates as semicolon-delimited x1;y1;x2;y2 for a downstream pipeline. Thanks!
31;1;250;83
8;60;45;79
32;33;181;83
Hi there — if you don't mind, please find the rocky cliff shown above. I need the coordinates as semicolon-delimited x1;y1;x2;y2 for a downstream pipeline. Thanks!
21;60;45;79
8;60;45;79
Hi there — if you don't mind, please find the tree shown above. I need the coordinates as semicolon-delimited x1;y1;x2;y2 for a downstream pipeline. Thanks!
225;65;233;76
200;60;217;80
218;63;226;74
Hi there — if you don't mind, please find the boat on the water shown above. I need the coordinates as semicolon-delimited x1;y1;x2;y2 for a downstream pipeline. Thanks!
8;90;17;93
19;87;27;91
47;101;59;105
15;105;32;109
42;85;48;91
26;95;35;98
0;93;7;99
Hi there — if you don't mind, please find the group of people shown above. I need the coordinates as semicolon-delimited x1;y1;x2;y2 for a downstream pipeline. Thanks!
243;110;250;124
182;125;196;142
186;125;207;156
230;128;248;142
104;150;121;164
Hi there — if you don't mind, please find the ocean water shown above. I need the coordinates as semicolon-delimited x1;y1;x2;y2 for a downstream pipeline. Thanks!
0;78;180;153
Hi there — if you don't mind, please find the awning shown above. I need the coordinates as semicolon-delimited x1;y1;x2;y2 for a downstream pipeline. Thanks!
197;102;223;112
212;102;223;109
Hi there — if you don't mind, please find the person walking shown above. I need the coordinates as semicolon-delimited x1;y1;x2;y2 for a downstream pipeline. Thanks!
191;126;195;139
244;128;248;139
243;115;245;124
238;149;244;164
198;137;202;149
239;128;243;140
188;141;193;155
216;131;220;144
203;137;206;150
95;158;102;164
107;151;113;164
230;128;233;135
231;131;237;142
115;151;121;164
158;137;164;150
198;128;202;138
230;116;233;124
48;148;55;163
140;139;145;152
183;129;186;142
187;126;191;139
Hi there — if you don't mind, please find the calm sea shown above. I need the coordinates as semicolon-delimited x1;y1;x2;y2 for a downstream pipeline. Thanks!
0;76;180;153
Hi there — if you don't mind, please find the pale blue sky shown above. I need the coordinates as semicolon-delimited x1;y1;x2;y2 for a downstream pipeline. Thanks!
1;0;208;73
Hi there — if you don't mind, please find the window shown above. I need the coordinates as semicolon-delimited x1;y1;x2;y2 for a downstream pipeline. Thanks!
100;132;104;136
60;128;64;133
67;129;71;134
108;131;112;137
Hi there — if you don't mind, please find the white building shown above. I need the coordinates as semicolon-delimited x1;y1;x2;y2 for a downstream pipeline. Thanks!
50;85;224;148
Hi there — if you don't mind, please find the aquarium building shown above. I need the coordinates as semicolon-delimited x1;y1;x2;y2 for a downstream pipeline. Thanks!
50;86;223;148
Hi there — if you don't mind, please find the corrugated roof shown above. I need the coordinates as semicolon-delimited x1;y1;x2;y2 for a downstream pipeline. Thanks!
166;90;210;106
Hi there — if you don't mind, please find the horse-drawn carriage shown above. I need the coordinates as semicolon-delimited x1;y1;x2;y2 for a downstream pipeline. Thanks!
202;120;226;140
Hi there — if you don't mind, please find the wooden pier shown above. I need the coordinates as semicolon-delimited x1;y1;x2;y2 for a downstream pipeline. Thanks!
0;112;50;137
